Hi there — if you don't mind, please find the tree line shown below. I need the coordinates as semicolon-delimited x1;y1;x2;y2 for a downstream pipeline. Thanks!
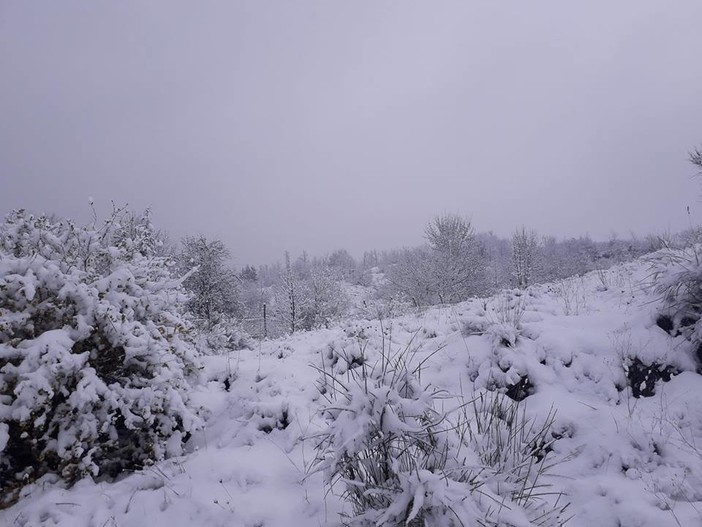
180;213;685;340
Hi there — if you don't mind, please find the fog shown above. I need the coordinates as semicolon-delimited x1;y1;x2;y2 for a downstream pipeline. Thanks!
2;1;702;265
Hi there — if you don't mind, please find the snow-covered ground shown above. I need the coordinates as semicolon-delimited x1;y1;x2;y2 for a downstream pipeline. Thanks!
4;257;702;527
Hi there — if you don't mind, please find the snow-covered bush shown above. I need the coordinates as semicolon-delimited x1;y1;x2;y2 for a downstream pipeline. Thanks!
462;391;567;524
311;342;463;526
195;315;253;355
555;276;587;316
311;333;569;526
471;330;537;403
650;247;702;369
0;209;201;506
486;290;528;342
461;292;537;401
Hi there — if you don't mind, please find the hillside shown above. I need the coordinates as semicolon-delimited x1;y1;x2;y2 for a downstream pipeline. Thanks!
3;254;702;527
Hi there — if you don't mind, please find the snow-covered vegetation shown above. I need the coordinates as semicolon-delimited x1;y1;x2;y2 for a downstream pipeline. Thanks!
0;209;201;508
3;207;702;526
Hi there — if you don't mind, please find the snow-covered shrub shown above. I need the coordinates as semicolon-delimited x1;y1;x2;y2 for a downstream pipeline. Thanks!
254;401;290;434
320;341;366;380
0;209;201;506
319;322;381;377
594;267;610;292
554;276;587;316
461;317;487;337
360;294;412;322
649;247;702;369
467;291;537;401
311;334;569;526
462;292;526;343
487;290;527;334
311;343;464;526
471;335;536;403
462;391;567;524
486;322;521;349
609;324;685;401
195;315;253;355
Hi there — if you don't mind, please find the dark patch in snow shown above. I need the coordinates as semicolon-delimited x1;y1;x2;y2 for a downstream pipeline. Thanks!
626;358;678;398
257;407;290;434
505;375;534;402
680;316;697;329
655;315;674;335
423;328;438;339
348;354;365;369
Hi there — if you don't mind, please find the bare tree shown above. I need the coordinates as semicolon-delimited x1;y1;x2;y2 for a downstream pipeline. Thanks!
424;214;484;303
383;247;435;307
478;232;512;291
511;227;540;289
275;251;306;333
301;263;348;329
425;214;474;259
275;252;348;333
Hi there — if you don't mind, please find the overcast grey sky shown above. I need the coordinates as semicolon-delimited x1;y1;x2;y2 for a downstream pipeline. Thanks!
2;1;702;265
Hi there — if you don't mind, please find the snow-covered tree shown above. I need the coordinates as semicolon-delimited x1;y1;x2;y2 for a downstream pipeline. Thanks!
540;235;600;282
179;236;240;328
299;264;348;330
383;247;435;307
274;252;348;333
239;264;258;282
511;227;540;289
0;208;201;505
424;214;485;303
327;249;357;282
478;232;512;291
275;252;304;334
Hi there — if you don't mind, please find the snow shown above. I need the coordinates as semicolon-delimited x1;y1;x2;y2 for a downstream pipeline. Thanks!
3;256;702;526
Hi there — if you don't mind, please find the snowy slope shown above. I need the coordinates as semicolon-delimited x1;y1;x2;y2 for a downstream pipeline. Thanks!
3;257;702;527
